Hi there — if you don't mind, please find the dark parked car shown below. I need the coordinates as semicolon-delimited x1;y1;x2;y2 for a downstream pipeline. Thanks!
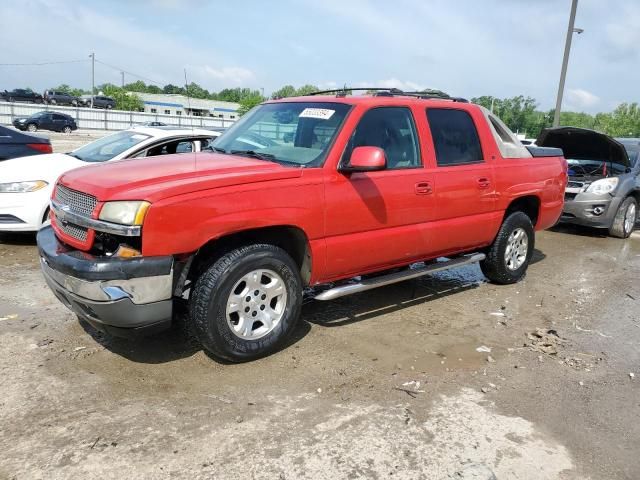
0;125;52;160
0;89;44;104
12;111;78;133
80;95;116;109
43;90;80;106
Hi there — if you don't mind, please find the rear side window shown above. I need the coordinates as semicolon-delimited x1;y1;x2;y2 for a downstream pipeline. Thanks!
426;108;483;166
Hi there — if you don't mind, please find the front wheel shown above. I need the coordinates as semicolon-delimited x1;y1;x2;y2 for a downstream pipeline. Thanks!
26;123;37;132
609;196;637;239
189;244;303;362
480;211;534;285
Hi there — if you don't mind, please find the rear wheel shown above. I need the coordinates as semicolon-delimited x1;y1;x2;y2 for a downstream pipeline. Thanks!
189;244;303;362
480;211;534;284
26;123;37;132
609;196;637;239
62;125;72;134
50;99;57;105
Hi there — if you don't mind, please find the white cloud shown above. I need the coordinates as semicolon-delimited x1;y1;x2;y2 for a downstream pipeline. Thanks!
565;88;600;111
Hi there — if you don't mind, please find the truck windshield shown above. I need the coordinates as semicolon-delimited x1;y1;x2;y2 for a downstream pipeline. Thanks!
211;102;351;167
70;131;151;163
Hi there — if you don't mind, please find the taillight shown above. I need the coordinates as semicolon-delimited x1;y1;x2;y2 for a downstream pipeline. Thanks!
27;143;53;154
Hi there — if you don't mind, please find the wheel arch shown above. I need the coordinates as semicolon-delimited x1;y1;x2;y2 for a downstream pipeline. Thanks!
504;195;540;227
188;225;312;288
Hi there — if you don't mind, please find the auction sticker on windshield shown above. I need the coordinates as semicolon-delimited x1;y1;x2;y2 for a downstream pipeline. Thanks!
299;108;335;120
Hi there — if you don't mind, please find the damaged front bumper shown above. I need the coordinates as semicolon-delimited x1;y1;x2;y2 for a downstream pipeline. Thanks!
560;189;622;228
37;226;174;337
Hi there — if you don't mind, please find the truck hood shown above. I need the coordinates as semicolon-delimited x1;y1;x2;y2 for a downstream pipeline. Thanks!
536;127;630;168
0;153;84;183
57;152;304;202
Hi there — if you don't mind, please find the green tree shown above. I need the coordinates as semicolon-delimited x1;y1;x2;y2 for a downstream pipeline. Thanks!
185;82;210;99
237;91;266;116
163;84;185;95
271;85;297;99
270;84;319;99
100;84;143;111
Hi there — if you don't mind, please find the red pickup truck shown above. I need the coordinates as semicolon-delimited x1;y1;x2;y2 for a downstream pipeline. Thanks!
37;90;567;361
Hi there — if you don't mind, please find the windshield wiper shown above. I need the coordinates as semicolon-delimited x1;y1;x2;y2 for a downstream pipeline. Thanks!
229;149;277;160
66;152;83;160
229;149;305;168
209;146;227;153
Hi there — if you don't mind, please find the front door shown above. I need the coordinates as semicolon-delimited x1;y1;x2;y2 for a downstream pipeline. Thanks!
323;106;435;280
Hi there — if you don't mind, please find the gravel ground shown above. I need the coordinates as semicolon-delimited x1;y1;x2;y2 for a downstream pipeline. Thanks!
1;224;639;479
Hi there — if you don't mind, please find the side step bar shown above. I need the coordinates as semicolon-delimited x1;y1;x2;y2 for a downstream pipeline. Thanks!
314;253;485;301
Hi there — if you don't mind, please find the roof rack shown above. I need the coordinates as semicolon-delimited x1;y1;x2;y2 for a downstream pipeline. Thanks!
307;87;468;102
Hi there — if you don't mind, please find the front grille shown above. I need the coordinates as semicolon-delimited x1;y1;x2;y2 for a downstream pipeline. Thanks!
567;181;585;189
55;184;97;217
58;221;89;241
565;192;577;201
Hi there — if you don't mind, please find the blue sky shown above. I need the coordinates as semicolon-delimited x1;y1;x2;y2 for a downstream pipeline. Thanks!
1;0;638;113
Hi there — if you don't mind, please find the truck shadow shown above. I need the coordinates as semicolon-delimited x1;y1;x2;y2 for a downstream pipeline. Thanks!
550;223;610;238
0;232;37;246
78;250;546;364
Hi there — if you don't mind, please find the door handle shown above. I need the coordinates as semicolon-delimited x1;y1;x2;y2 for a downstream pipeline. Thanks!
477;177;491;189
415;181;433;195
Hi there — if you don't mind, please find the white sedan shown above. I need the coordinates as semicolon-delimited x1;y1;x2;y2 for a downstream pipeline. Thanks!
0;126;220;232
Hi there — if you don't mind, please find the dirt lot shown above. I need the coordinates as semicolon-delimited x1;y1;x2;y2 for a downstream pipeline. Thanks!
1;224;639;480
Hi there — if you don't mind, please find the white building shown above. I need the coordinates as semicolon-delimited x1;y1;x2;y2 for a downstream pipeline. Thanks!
133;92;240;120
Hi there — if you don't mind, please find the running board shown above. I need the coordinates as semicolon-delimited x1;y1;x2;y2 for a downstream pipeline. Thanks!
314;253;486;301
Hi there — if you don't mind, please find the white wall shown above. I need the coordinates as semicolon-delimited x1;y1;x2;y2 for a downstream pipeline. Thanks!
0;102;236;131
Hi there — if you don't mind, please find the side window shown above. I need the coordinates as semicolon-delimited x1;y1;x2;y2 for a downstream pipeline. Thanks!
344;107;420;169
426;108;483;166
146;139;193;157
53;114;66;120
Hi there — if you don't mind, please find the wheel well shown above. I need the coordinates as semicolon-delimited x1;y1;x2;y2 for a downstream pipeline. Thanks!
504;196;540;226
188;226;312;286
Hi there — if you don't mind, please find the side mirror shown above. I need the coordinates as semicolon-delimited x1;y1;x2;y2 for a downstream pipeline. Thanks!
341;146;386;173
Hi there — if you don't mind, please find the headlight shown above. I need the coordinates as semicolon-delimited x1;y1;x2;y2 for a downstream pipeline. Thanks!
584;177;618;195
0;180;48;193
98;201;150;225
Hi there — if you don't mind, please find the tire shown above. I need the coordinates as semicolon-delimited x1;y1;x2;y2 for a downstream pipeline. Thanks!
71;100;78;107
106;104;113;110
26;123;37;132
62;125;72;134
480;211;535;285
50;99;56;105
8;97;14;102
190;244;303;362
609;196;637;239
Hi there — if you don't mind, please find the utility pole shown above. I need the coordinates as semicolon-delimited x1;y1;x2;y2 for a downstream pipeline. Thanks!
89;52;95;108
121;71;125;88
553;0;580;127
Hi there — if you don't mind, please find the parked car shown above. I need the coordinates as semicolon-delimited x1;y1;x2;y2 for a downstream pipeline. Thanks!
12;111;77;133
0;88;44;104
139;121;167;127
43;90;80;106
537;127;639;238
0;125;52;161
80;95;116;109
36;91;567;361
0;127;220;232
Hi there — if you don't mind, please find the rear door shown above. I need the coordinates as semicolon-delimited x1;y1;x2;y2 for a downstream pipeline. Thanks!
323;105;436;279
424;107;499;255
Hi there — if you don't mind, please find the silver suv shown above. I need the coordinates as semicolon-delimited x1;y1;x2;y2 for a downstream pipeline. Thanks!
538;127;639;238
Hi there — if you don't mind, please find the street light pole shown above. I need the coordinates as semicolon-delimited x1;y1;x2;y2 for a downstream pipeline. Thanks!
553;0;580;127
89;52;95;108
